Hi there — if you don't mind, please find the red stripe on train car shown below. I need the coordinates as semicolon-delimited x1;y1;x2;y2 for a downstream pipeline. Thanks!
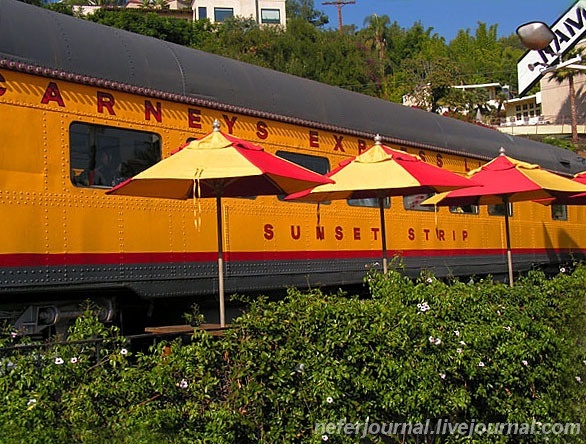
0;248;583;267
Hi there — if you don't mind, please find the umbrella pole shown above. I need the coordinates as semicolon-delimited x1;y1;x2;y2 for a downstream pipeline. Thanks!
379;197;388;274
216;195;226;327
503;197;514;287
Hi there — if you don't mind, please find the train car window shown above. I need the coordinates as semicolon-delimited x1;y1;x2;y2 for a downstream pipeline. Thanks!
488;203;513;217
449;205;479;215
551;204;568;221
403;193;434;212
70;122;161;188
275;151;330;202
348;197;390;209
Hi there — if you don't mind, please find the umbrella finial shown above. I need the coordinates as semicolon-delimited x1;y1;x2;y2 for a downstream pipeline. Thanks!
374;134;382;145
213;119;221;132
499;147;506;156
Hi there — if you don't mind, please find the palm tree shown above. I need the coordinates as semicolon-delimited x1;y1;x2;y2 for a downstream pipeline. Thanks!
549;48;584;146
362;14;390;96
363;14;390;67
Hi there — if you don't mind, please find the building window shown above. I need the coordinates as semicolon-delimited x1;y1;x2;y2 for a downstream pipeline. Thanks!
214;7;233;22
516;105;521;112
198;7;207;20
261;8;281;24
70;122;161;188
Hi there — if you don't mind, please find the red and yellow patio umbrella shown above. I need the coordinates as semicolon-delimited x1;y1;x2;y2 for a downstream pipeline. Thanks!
107;120;333;327
285;135;475;273
422;148;586;285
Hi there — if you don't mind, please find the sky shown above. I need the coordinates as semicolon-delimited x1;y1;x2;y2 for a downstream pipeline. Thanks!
321;0;577;41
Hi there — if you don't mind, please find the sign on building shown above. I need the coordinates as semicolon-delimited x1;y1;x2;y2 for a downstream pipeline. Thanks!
518;0;586;96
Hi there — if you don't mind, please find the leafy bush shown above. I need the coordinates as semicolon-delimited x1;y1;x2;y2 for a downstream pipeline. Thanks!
1;266;586;443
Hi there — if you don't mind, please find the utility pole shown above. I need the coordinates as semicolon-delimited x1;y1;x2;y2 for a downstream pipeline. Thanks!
322;0;356;34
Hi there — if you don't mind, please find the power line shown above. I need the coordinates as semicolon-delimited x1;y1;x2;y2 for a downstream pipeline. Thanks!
322;0;356;34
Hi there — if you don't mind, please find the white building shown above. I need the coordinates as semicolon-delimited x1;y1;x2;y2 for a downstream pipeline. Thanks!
192;0;286;26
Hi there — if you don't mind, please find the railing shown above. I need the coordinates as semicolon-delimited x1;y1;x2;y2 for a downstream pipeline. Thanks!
494;114;586;136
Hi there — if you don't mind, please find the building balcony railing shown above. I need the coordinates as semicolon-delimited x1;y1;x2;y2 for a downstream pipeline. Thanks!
495;114;586;136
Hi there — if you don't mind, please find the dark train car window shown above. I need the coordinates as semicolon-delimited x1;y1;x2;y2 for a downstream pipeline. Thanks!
348;197;390;209
488;203;513;217
70;122;161;188
275;151;330;202
449;204;479;215
403;193;434;212
551;204;568;221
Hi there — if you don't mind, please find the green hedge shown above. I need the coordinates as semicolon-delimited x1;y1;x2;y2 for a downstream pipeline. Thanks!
1;265;586;443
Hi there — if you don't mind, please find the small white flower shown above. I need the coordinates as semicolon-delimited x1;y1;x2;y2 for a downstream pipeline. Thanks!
120;348;128;356
426;277;433;284
434;338;442;345
322;435;329;442
459;341;466;346
428;336;435;343
10;332;17;339
583;360;586;366
454;330;460;337
478;361;485;367
70;357;78;364
27;398;37;406
576;376;582;383
560;267;566;273
54;357;64;365
522;360;528;366
439;373;446;379
179;379;188;389
326;396;333;404
417;302;430;312
457;348;463;354
504;326;511;332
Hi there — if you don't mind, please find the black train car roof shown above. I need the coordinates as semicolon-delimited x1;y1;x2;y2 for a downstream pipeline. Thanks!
1;0;584;174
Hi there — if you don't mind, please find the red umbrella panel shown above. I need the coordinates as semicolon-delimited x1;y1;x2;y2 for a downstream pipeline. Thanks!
107;121;333;327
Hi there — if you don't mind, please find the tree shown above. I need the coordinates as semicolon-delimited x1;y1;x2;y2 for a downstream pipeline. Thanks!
402;56;461;113
285;0;329;27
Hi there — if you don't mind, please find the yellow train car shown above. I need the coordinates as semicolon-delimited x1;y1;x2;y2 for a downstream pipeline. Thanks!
1;0;585;333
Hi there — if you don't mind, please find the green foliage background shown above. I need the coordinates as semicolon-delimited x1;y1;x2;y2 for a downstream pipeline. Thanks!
1;265;586;443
